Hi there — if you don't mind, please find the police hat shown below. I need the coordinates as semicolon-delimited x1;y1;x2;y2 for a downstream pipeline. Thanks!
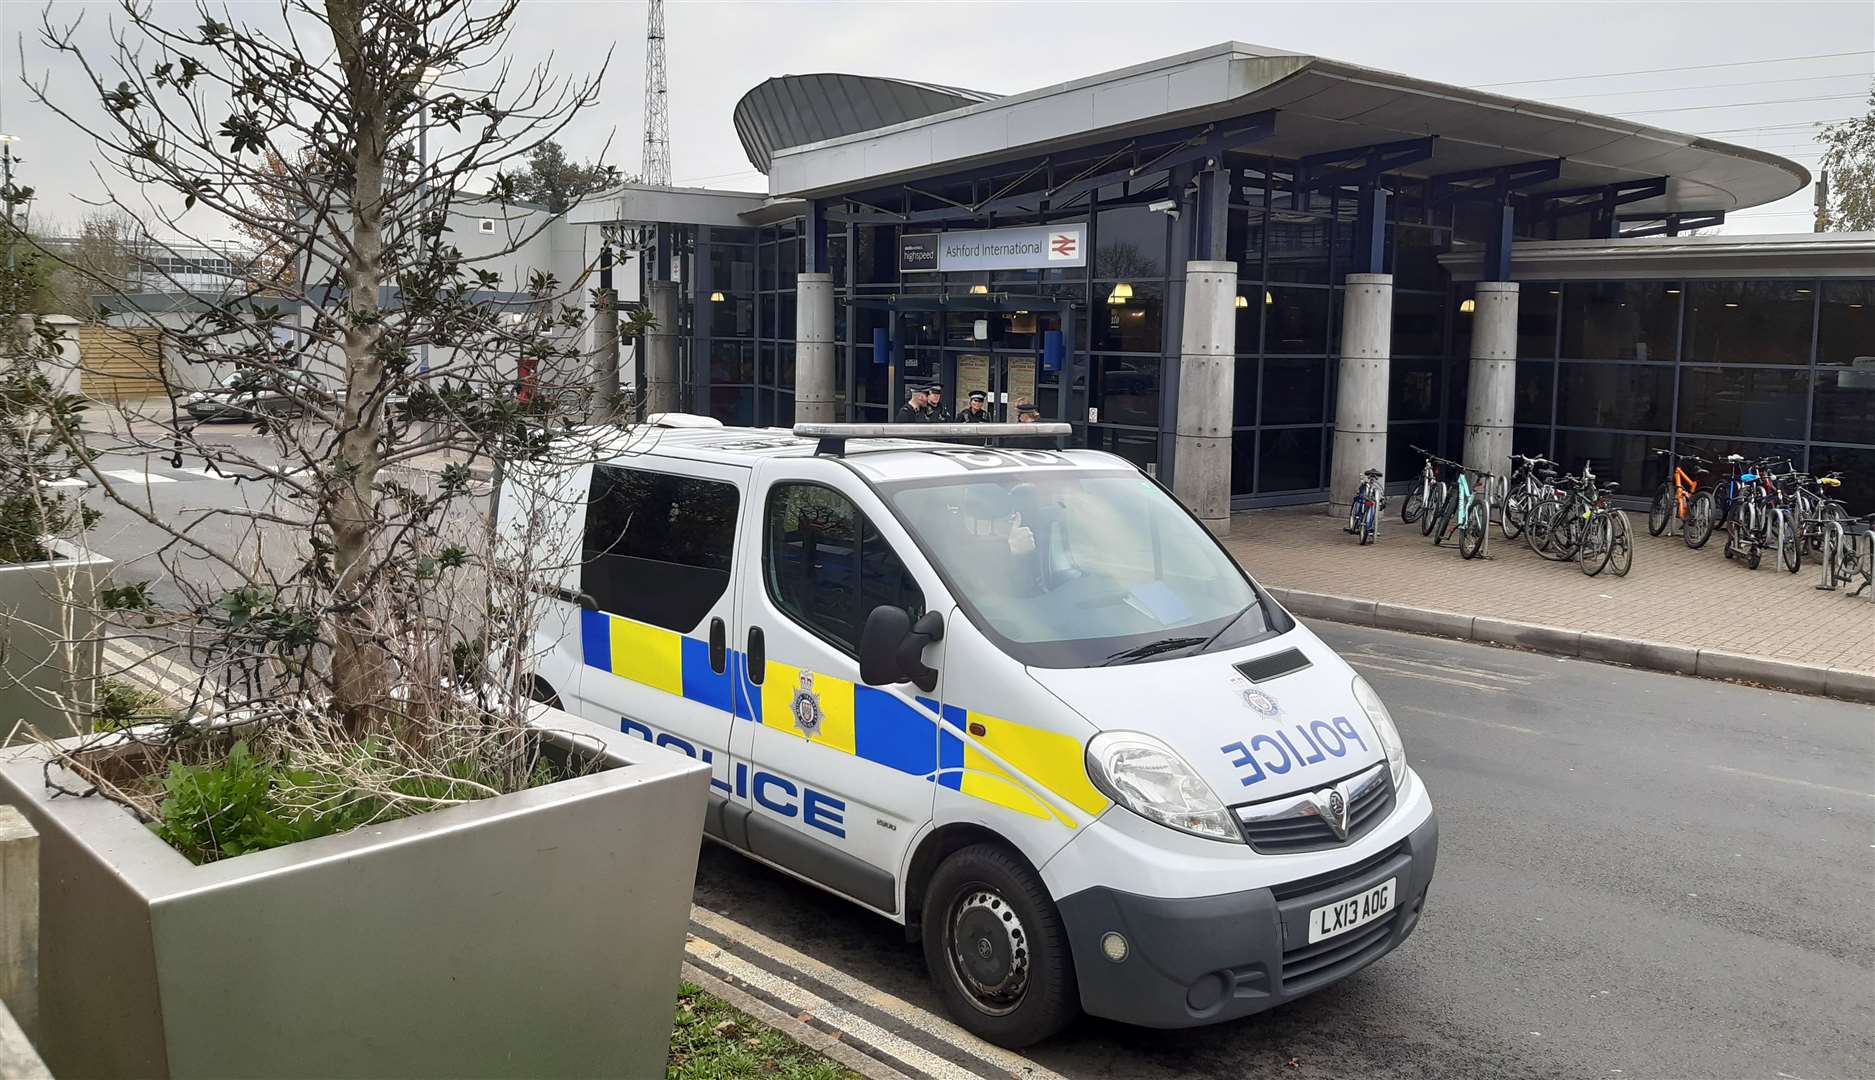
969;391;987;402
1015;401;1040;414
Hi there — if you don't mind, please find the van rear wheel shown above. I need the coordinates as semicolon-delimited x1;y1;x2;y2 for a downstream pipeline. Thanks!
922;843;1079;1048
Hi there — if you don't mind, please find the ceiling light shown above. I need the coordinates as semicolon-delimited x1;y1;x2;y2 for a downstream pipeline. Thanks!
1459;298;1476;314
1666;289;1680;295
1109;282;1133;301
1265;290;1274;306
1235;295;1248;309
1724;302;1739;308
969;284;989;295
1797;288;1811;295
709;291;725;302
1107;294;1127;306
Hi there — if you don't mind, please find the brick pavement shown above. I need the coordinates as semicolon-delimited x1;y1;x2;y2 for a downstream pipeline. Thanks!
1221;506;1875;676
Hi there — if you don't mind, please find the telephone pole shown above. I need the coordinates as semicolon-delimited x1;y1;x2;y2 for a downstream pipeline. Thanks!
641;0;671;186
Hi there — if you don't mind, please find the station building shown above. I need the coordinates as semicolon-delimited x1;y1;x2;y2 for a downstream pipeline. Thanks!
572;43;1875;521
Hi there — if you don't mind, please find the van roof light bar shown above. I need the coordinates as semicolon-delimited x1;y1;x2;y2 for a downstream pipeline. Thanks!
792;422;1072;457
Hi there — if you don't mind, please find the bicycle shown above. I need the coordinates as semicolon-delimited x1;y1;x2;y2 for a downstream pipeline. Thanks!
1402;447;1446;532
1527;467;1593;562
1576;480;1633;577
1500;453;1555;541
1429;463;1470;549
1346;467;1385;545
1458;466;1497;561
1722;463;1773;570
1648;448;1714;549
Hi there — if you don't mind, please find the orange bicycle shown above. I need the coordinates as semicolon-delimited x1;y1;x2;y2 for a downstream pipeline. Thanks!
1649;448;1715;549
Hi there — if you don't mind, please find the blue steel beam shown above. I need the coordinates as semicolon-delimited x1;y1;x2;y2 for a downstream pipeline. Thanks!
1295;136;1436;197
826;111;1278;226
1525;177;1668;237
1428;158;1564;204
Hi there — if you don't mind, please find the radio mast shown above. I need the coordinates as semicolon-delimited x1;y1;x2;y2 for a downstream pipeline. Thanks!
641;0;671;186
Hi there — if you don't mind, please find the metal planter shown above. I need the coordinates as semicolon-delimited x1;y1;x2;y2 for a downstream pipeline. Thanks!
0;540;108;742
0;708;711;1079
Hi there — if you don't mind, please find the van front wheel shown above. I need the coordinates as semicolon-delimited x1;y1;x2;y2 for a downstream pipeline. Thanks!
922;843;1079;1048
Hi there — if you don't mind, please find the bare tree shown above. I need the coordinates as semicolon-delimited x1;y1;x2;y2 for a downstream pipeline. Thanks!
1818;82;1875;231
10;0;654;820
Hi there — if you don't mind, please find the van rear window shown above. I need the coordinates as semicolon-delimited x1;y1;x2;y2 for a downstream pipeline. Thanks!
581;465;739;633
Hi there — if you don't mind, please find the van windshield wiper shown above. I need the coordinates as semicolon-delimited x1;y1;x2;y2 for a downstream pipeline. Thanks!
1100;636;1207;666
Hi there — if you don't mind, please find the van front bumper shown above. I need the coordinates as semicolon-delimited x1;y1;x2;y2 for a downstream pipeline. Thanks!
1055;808;1438;1029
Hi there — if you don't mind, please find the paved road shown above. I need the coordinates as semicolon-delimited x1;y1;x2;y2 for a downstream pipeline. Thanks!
693;624;1875;1080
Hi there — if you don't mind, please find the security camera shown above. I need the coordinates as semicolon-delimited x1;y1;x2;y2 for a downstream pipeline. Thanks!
1148;198;1178;214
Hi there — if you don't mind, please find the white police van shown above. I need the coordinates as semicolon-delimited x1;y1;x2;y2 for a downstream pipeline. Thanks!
497;418;1438;1048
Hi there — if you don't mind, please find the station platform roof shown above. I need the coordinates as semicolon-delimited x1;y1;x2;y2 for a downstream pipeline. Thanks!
746;42;1810;217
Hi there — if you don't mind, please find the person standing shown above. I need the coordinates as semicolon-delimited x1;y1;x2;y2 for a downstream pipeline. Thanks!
896;386;928;423
959;390;992;423
921;385;951;422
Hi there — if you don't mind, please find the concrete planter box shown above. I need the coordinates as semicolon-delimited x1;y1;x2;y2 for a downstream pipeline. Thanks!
0;539;108;742
0;708;711;1079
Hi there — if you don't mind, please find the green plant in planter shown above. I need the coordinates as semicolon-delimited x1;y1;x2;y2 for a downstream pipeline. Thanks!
18;0;656;851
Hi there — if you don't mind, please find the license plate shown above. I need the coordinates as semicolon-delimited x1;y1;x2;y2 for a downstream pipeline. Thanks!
1307;877;1396;944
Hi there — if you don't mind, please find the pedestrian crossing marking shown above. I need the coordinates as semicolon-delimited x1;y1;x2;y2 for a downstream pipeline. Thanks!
173;467;229;480
38;477;88;488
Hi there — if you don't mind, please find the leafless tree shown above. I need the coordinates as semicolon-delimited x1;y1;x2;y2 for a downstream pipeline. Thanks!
8;0;654;807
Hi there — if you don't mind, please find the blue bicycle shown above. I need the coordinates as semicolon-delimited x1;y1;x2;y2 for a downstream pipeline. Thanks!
1346;467;1385;544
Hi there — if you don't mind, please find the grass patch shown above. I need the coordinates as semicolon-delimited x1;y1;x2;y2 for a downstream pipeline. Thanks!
668;982;858;1080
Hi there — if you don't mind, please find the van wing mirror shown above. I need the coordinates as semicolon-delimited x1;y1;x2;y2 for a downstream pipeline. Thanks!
859;606;944;691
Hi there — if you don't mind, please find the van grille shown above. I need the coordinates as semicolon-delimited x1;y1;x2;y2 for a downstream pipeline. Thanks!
1281;910;1401;990
1234;765;1393;854
1268;840;1407;903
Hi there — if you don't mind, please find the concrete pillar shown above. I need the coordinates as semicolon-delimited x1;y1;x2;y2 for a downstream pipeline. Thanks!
1329;273;1394;516
645;280;680;417
587;289;620;422
1170;261;1237;536
1462;281;1519;475
795;272;836;423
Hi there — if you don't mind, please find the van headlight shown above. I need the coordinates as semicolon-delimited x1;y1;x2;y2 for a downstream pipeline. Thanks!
1352;674;1406;789
1085;731;1240;843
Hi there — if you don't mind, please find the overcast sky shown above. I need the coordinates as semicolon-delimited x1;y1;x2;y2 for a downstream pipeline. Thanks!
3;0;1869;237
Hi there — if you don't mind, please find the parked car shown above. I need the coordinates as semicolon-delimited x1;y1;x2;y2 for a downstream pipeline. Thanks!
181;370;321;421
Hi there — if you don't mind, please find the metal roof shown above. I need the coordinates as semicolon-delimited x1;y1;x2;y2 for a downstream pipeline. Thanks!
762;42;1810;217
733;74;999;174
1441;231;1875;282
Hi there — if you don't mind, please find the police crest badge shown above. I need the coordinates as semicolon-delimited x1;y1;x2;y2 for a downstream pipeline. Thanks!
790;671;823;738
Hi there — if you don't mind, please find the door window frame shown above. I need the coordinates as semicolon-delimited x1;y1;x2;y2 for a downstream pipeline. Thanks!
759;478;927;661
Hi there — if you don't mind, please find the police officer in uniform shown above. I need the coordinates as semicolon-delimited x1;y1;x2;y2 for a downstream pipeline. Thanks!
958;390;992;423
921;384;951;422
895;386;928;423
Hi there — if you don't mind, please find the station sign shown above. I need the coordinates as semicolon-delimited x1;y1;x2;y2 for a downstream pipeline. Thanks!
899;224;1086;273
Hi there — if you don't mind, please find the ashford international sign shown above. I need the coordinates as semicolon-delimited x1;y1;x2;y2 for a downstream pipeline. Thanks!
900;224;1087;273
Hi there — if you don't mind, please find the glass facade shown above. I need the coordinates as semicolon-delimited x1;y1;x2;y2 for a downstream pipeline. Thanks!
1505;277;1875;513
651;154;1871;515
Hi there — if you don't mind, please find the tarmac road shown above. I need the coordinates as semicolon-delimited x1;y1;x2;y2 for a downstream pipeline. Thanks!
692;624;1875;1080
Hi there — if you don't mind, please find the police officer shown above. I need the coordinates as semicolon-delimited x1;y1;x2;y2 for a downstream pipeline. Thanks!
895;386;928;423
921;384;951;422
959;390;992;423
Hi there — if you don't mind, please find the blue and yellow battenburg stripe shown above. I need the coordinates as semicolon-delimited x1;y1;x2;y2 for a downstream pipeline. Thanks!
580;609;1109;827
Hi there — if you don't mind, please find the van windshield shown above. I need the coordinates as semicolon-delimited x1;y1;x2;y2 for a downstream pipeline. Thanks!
883;470;1275;667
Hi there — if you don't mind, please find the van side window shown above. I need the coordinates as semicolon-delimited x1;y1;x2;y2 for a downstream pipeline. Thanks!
765;483;924;657
582;465;739;633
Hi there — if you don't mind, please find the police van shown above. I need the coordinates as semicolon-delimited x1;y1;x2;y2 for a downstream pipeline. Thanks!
496;417;1438;1047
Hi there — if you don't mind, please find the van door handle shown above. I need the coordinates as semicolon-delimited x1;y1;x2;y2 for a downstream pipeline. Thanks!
747;626;765;685
709;617;727;674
